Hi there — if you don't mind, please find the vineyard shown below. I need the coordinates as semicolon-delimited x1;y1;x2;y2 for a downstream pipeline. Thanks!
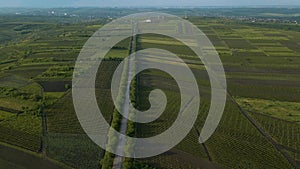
249;112;300;162
46;60;121;168
134;28;298;168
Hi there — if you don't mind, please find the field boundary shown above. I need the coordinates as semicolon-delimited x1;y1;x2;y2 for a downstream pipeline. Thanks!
0;141;71;169
227;91;299;168
0;106;23;114
194;127;212;161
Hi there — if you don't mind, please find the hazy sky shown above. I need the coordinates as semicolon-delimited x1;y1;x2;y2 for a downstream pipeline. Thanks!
1;0;300;8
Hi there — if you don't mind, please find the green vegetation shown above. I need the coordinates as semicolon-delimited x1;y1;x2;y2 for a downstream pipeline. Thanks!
37;65;74;79
0;113;41;151
237;97;300;123
0;110;14;120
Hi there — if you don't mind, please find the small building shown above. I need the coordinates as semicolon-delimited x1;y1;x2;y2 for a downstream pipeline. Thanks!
144;19;152;23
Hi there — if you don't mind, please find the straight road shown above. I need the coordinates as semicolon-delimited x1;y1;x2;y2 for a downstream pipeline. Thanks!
112;22;136;169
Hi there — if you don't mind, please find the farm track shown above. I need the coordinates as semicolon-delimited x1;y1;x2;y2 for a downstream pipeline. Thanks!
174;96;215;164
40;103;47;157
227;91;299;168
278;144;300;155
40;88;71;156
39;85;47;157
0;106;23;114
195;127;212;161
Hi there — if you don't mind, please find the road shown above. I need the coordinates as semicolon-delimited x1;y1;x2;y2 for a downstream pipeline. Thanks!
112;23;136;169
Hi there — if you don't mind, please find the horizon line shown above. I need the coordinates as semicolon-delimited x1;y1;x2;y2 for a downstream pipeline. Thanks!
1;5;300;9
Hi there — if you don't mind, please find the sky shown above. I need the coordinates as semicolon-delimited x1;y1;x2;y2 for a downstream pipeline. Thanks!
0;0;300;8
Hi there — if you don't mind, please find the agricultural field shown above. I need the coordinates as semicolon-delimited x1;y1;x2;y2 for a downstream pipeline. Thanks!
236;97;300;122
134;31;298;168
0;7;299;169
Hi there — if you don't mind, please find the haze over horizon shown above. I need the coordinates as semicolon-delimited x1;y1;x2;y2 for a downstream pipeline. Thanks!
0;0;300;8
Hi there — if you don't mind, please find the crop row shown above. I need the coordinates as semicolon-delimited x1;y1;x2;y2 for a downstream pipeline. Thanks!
228;81;300;102
203;100;293;169
249;112;300;161
136;67;293;168
0;125;40;152
47;133;103;169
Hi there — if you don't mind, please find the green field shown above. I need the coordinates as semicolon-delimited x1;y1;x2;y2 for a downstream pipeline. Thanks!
237;97;300;123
